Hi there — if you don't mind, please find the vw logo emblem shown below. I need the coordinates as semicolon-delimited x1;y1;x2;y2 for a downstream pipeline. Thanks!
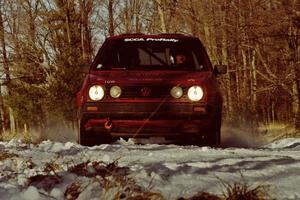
141;87;151;97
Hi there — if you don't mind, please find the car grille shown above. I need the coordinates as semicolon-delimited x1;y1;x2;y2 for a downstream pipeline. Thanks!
121;85;172;99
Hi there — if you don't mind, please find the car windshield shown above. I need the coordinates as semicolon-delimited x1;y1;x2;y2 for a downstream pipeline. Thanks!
95;38;212;71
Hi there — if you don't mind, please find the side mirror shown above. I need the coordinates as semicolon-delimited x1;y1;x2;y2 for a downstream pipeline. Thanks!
214;65;227;75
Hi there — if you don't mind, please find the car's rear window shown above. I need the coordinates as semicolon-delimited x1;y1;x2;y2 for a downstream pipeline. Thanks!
94;38;212;71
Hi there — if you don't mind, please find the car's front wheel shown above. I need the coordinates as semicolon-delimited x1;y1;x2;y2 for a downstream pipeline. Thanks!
78;119;93;146
78;118;113;146
206;109;222;147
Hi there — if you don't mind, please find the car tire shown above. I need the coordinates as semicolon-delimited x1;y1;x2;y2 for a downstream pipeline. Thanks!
78;119;93;146
207;108;221;147
77;108;91;146
78;118;113;146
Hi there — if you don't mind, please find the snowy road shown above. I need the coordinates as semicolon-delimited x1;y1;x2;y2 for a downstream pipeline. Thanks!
0;138;300;200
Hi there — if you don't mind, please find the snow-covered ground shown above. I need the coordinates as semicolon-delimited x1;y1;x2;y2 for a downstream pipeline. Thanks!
0;138;300;200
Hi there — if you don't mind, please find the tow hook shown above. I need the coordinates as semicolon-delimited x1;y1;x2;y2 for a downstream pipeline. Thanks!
104;117;113;130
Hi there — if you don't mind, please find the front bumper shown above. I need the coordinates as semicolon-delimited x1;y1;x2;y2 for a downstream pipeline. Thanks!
79;102;217;138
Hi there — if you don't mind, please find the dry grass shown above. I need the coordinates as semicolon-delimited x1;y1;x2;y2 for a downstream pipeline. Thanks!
65;160;275;200
64;181;82;200
68;160;129;178
65;160;165;200
25;168;276;200
0;150;17;161
177;174;275;200
217;173;275;200
178;192;221;200
0;131;18;141
22;154;276;200
223;182;274;200
177;184;274;200
258;123;299;142
26;159;62;192
25;158;36;169
23;159;276;200
0;130;43;144
44;162;61;174
101;175;166;200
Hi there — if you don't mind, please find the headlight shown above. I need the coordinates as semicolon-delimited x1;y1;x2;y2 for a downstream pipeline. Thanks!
170;86;183;99
110;85;122;98
89;85;105;101
188;86;204;101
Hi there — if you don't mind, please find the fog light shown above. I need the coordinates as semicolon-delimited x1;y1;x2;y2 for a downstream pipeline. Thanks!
170;86;183;99
110;85;122;98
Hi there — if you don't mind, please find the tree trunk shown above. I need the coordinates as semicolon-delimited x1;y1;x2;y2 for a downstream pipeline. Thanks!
80;0;92;63
65;1;72;45
288;8;300;129
0;4;10;84
291;61;300;129
0;87;5;135
135;2;140;33
124;0;129;32
241;48;247;117
9;107;15;135
108;0;114;36
271;103;275;124
80;0;87;61
251;49;257;112
188;0;198;36
155;0;167;33
220;3;232;120
0;3;9;134
202;2;218;64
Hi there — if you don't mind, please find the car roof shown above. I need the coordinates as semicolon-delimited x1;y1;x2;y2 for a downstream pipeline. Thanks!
107;33;197;40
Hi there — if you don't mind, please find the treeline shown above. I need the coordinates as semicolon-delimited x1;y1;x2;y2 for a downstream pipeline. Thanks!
0;0;299;136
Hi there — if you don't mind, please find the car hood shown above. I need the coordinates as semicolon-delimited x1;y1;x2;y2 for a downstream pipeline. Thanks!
88;70;213;85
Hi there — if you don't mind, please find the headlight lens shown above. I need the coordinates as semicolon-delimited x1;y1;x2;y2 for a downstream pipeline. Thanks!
188;86;204;101
110;85;122;98
89;85;105;101
170;86;183;99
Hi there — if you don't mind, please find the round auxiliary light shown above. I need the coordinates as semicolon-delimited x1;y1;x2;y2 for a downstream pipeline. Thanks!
89;85;105;101
110;86;122;98
187;86;204;101
170;86;183;99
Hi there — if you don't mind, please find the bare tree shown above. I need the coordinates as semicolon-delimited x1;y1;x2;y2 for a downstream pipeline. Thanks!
0;0;8;134
108;0;114;36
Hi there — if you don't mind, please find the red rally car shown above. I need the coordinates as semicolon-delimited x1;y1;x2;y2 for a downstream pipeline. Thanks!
76;34;227;146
